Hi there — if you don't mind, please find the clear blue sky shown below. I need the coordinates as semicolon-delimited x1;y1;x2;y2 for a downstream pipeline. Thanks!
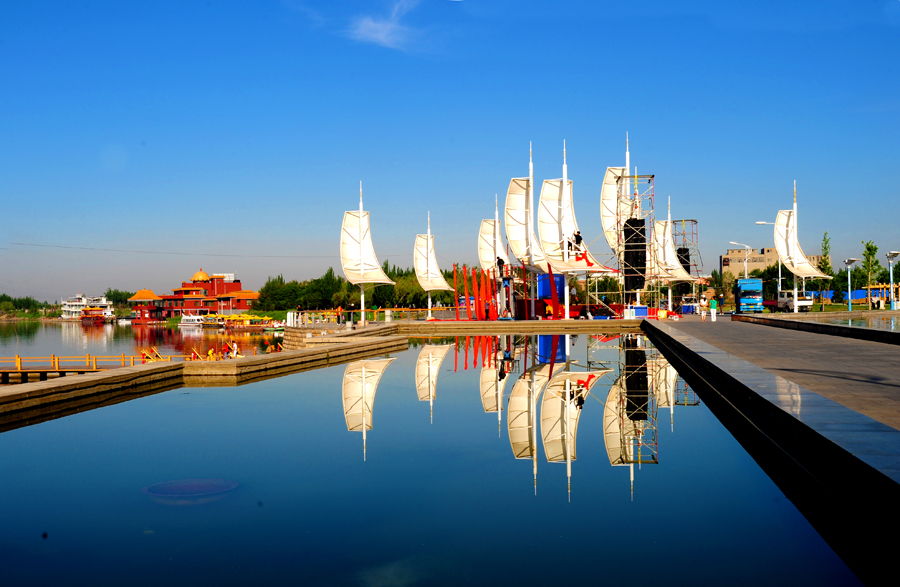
2;1;899;301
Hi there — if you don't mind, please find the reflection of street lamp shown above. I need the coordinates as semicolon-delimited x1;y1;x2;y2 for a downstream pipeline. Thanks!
729;242;751;278
887;251;900;311
845;258;860;312
755;221;782;294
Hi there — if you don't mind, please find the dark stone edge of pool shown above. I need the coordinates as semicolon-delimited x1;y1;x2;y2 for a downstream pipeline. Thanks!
732;312;900;345
643;319;900;587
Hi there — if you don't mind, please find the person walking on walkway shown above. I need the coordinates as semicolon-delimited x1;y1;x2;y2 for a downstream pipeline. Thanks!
710;296;717;322
700;294;708;322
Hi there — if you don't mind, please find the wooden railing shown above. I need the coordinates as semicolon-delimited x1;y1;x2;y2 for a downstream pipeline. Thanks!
0;353;195;371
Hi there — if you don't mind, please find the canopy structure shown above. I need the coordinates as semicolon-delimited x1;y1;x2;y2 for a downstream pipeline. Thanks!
507;363;561;460
774;207;831;280
504;177;549;273
342;358;395;460
414;234;453;292
537;178;614;274
649;220;694;282
340;191;394;285
478;219;510;272
599;166;631;259
415;344;452;423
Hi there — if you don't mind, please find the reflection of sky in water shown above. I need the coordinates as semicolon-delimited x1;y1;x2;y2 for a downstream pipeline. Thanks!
0;335;859;586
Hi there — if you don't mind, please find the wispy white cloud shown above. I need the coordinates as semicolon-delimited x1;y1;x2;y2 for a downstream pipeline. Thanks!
280;0;326;27
347;0;421;50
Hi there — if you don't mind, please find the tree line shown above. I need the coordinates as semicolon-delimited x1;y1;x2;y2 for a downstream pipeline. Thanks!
254;262;516;311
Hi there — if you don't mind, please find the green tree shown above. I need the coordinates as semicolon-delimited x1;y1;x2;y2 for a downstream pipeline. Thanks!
861;241;882;310
104;288;136;306
816;231;834;308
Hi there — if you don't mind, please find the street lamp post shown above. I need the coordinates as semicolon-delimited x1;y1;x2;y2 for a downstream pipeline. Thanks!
729;242;751;278
845;258;860;312
755;221;782;295
887;252;900;311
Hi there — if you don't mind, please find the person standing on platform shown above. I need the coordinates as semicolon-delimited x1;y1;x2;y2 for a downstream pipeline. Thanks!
700;294;708;322
710;297;717;322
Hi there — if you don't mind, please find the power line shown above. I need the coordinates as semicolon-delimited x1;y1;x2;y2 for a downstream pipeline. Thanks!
8;242;412;259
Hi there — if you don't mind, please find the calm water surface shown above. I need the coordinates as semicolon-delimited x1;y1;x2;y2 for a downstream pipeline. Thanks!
0;331;860;586
0;322;284;360
821;315;900;331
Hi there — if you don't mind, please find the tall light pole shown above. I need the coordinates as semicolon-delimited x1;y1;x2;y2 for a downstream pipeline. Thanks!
729;242;751;278
845;258;860;312
887;252;899;311
755;221;782;294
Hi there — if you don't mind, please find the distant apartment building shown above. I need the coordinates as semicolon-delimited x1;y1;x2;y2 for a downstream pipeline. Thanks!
720;247;829;278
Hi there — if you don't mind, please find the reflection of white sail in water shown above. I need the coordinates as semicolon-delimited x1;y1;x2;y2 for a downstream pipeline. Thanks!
540;368;609;499
478;219;510;272
342;358;395;461
505;177;548;273
508;362;562;493
649;357;678;431
340;185;395;320
414;344;452;423
538;175;614;274
480;354;509;435
774;185;831;280
775;376;802;418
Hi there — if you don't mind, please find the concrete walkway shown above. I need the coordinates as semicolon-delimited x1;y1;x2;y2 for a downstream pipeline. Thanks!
668;314;900;431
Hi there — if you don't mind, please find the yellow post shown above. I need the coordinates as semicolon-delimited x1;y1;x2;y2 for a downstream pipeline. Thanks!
16;355;21;371
121;353;125;367
131;357;135;366
92;357;97;370
85;354;90;368
51;354;56;370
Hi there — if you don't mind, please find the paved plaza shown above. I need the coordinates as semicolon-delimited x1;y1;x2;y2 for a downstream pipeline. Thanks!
668;315;900;431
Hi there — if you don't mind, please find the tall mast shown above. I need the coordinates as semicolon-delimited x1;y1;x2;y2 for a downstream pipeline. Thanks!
359;182;365;326
668;197;673;312
562;142;570;330
528;142;536;319
427;212;432;320
362;363;367;461
793;181;798;314
625;132;631;198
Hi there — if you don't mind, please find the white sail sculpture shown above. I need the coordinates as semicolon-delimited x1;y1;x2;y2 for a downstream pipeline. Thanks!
540;368;609;499
504;146;549;274
537;147;614;275
340;183;395;324
508;361;562;493
414;343;452;423
773;182;831;313
414;213;453;319
599;166;631;260
478;219;510;272
342;358;395;461
774;183;831;281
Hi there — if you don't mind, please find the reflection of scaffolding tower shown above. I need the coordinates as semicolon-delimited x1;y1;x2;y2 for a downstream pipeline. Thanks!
674;376;700;406
671;219;702;301
605;335;659;467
